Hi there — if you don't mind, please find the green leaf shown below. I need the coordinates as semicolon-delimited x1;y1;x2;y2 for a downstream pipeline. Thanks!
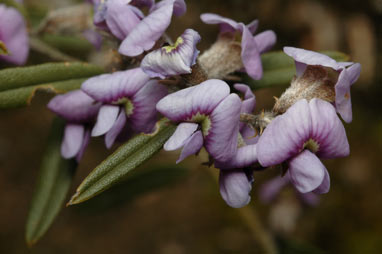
68;118;176;205
0;78;86;109
245;50;350;90
25;118;77;246
0;62;104;92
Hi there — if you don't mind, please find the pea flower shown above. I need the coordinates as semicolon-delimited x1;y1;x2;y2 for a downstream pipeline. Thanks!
81;68;168;148
199;13;276;80
119;0;186;57
0;4;29;65
141;29;201;79
257;98;349;194
274;47;361;123
47;90;101;161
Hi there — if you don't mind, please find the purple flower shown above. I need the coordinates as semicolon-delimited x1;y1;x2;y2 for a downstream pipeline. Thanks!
257;99;349;194
156;79;242;163
119;0;186;57
141;29;201;79
200;13;276;80
0;4;29;65
219;169;253;208
81;68;168;148
47;90;102;161
283;47;361;123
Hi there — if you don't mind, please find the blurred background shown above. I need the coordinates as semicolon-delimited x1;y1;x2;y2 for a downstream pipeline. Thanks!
0;0;381;253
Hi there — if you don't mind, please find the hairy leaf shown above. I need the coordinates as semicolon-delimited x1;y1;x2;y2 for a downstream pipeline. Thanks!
68;119;176;205
25;118;77;246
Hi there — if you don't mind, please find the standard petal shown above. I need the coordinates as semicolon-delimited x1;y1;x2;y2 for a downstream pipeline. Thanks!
215;143;257;169
61;124;85;159
176;130;203;163
141;29;201;78
254;30;276;53
92;105;120;136
259;176;289;203
76;128;91;162
47;90;101;123
200;13;240;33
219;170;252;208
156;79;230;122
105;110;127;148
164;122;198;151
288;150;326;193
234;83;256;114
313;167;330;194
246;19;259;34
257;99;312;167
0;5;29;65
205;94;241;162
240;23;262;80
129;80;168;133
309;99;349;158
81;68;150;103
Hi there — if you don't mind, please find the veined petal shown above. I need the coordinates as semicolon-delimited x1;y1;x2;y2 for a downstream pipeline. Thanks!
176;130;203;163
76;128;91;162
61;124;85;159
105;110;127;148
200;13;240;33
254;30;276;53
309;99;349;158
215;143;257;169
141;29;201;79
156;79;230;122
335;63;361;123
164;122;198;151
119;0;185;57
205;94;241;162
47;90;101;123
92;105;120;136
288;150;326;193
313;167;330;194
241;23;262;80
219;169;252;208
257;99;312;167
81;68;150;103
0;4;29;65
129;80;168;133
259;176;289;203
234;83;256;114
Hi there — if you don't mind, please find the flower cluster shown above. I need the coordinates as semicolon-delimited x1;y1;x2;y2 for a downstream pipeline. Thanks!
47;0;360;208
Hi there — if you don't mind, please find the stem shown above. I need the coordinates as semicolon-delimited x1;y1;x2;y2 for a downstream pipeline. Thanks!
29;37;80;62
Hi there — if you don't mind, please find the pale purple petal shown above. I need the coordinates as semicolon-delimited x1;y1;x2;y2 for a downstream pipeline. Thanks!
234;84;256;114
83;29;103;50
205;94;241;162
81;68;150;103
119;0;185;57
200;13;240;33
0;4;29;65
105;110;127;148
288;150;326;193
131;0;154;8
92;105;120;136
164;122;198;151
247;19;259;34
176;130;203;163
129;80;168;133
309;99;349;159
47;90;101;123
219;170;252;208
76;128;91;162
257;99;312;167
215;144;257;169
141;29;201;78
156;79;230;122
241;23;263;80
241;126;258;145
259;176;289;203
335;63;361;123
254;30;277;53
61;124;85;159
312;167;330;194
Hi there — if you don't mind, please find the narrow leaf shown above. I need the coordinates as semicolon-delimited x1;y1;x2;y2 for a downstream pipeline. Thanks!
246;50;350;90
68;119;176;205
0;62;103;91
0;78;86;109
25;118;77;246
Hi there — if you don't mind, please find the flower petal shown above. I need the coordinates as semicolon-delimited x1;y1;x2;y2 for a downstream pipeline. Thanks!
205;93;241;162
105;110;127;148
288;150;326;193
241;23;262;80
164;122;198;151
257;99;312;167
129;80;168;133
254;30;276;53
0;4;29;65
141;29;201;78
76;128;91;162
81;68;150;103
61;124;85;159
92;105;120;136
156;79;230;122
215;143;257;169
200;13;240;33
309;98;349;158
312;167;330;194
176;130;203;163
246;19;259;34
234;83;256;114
259;176;289;203
219;169;252;208
47;90;101;123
